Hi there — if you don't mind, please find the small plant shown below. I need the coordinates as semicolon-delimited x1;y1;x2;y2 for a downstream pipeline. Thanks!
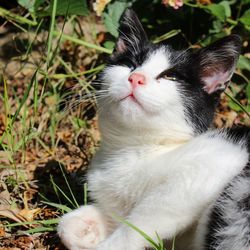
114;215;177;250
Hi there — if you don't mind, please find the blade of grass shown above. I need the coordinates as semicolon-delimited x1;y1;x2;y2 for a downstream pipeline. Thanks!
24;19;44;60
46;0;58;68
0;165;15;169
50;64;105;79
35;137;52;155
58;161;79;208
24;226;55;234
50;175;77;208
171;236;175;250
49;1;69;65
8;18;28;32
50;174;62;203
0;76;10;146
155;232;165;250
53;31;112;54
12;69;38;124
38;192;51;202
153;29;181;43
41;201;72;213
225;92;250;117
33;73;39;117
113;215;160;250
84;183;88;205
57;55;88;88
6;218;59;228
0;6;37;26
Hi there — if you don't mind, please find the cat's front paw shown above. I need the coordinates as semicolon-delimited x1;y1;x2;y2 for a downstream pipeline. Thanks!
57;205;107;250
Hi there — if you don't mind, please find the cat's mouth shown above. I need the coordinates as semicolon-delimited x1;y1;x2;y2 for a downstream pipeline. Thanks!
120;93;146;112
121;93;139;104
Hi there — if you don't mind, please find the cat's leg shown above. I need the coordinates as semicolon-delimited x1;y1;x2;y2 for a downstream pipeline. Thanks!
95;184;200;250
95;135;249;250
57;205;110;250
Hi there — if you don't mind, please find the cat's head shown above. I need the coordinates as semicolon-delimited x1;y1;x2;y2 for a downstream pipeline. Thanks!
98;9;241;142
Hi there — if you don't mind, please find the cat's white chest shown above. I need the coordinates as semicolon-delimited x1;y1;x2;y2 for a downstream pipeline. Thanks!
87;145;174;216
87;134;248;219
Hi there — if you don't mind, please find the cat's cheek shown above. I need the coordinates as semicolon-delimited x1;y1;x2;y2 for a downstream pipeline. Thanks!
103;66;131;83
109;82;132;101
136;83;180;113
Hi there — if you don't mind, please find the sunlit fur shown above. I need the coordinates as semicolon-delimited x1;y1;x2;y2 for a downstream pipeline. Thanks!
99;47;193;146
57;9;249;250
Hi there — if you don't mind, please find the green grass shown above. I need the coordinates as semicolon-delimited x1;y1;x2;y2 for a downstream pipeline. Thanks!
114;215;166;250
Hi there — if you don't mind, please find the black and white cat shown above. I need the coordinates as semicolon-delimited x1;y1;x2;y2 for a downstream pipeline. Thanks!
57;9;250;250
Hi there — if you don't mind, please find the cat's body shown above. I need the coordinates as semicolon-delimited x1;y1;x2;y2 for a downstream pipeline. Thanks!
195;127;250;250
58;9;250;250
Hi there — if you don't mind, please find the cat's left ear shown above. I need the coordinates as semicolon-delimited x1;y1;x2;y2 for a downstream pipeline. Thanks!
114;9;148;54
195;35;241;94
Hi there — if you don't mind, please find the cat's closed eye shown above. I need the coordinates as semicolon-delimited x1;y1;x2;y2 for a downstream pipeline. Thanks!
162;75;177;81
123;58;137;70
157;68;178;81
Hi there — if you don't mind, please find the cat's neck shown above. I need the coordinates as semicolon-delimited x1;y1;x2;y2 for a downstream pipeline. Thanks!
99;121;193;152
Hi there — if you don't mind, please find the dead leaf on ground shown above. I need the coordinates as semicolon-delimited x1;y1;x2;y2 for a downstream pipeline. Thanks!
0;205;25;225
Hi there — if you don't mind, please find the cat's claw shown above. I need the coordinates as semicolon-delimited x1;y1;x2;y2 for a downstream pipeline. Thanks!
57;205;107;250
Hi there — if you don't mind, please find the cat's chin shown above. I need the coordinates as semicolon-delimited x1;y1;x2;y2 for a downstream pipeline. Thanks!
119;95;149;117
120;95;143;109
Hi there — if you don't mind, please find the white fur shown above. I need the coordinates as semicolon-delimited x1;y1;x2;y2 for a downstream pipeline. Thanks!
58;205;108;250
100;47;193;144
58;48;248;250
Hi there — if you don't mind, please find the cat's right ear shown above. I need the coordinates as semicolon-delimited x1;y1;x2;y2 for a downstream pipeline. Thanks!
113;9;148;55
194;35;241;94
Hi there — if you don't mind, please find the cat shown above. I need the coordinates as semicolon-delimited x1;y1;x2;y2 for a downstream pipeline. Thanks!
57;9;250;250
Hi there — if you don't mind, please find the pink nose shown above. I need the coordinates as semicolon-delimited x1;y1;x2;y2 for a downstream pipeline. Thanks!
128;72;146;88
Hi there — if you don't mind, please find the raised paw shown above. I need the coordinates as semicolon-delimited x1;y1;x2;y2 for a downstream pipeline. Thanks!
57;205;107;250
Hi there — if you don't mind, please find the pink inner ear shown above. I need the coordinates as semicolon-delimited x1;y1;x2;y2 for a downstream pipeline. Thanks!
202;71;231;94
116;39;126;53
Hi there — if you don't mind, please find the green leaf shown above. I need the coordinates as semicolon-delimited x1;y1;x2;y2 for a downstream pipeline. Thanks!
103;13;118;37
204;4;226;21
103;41;115;50
200;32;227;46
246;83;250;100
240;9;250;26
18;0;44;13
210;20;223;33
219;1;231;17
41;0;88;16
237;55;250;72
102;1;130;37
242;0;250;4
